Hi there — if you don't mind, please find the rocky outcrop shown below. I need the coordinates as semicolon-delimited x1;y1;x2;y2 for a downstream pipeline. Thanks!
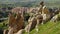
4;13;25;34
25;17;37;33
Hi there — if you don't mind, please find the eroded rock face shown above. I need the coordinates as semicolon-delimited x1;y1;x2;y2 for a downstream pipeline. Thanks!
36;14;43;24
25;17;37;32
15;13;25;31
8;13;18;33
16;29;24;34
50;14;59;22
7;13;25;34
8;13;17;28
8;28;14;34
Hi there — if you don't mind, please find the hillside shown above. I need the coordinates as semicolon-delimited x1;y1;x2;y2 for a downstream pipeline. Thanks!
24;21;60;34
0;19;60;34
0;0;60;34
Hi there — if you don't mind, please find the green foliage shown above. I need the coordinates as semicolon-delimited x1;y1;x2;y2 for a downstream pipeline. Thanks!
0;20;8;29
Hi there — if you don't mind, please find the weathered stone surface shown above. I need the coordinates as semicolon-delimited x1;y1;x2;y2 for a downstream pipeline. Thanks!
8;28;14;34
8;13;17;27
25;17;37;32
36;14;43;24
7;13;24;34
15;13;24;31
8;13;18;33
16;29;24;34
50;14;59;22
3;29;8;34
